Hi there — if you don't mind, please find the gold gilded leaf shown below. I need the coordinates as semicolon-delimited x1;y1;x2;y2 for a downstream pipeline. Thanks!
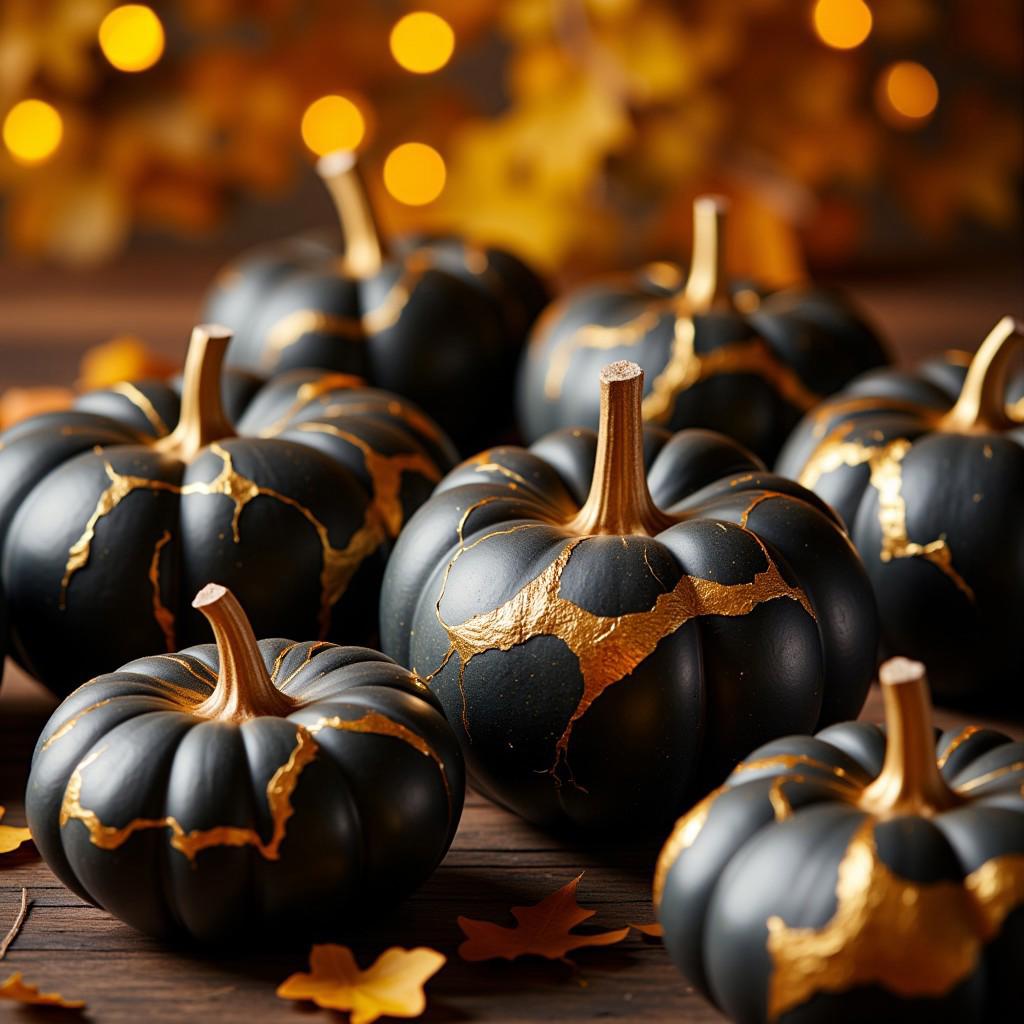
0;973;84;1009
458;874;630;962
277;945;445;1024
0;807;33;858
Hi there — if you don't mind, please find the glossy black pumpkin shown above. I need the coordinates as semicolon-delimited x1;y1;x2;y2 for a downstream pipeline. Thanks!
656;657;1024;1024
518;196;887;463
26;584;464;943
0;325;456;695
204;151;548;449
380;360;878;831
777;317;1024;710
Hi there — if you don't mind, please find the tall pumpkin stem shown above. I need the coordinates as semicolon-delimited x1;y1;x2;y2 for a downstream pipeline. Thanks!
681;195;732;314
568;361;675;536
939;316;1023;434
317;150;385;278
859;658;961;817
154;325;235;461
191;584;296;722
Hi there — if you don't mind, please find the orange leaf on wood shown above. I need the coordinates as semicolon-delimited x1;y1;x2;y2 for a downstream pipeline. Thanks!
276;944;445;1024
457;874;630;962
77;335;176;392
631;921;664;938
0;387;74;430
0;973;84;1009
0;807;33;857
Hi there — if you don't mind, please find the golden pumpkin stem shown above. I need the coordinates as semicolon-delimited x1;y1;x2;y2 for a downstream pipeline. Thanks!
680;195;732;315
567;361;675;536
191;584;296;722
153;325;236;461
938;316;1024;434
859;657;962;817
317;150;385;278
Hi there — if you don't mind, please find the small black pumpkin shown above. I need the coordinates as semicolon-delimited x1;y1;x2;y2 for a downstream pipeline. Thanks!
656;657;1024;1024
26;584;464;943
518;196;887;463
380;359;878;831
204;150;548;448
777;317;1024;710
0;325;455;695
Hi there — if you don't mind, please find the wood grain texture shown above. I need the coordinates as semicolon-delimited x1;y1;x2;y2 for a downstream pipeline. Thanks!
0;265;1022;1021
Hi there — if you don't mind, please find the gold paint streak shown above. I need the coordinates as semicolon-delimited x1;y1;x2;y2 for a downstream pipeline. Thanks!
652;787;721;907
262;310;364;368
798;428;974;602
437;532;814;782
59;729;318;862
269;641;303;683
40;699;114;752
467;450;534;490
256;373;366;438
739;491;784;529
147;530;175;651
61;446;383;636
109;382;169;437
362;260;430;333
766;821;1022;1019
965;855;1024;940
956;760;1024;794
294;421;440;537
319;398;447;449
808;396;936;439
734;753;859;785
309;710;452;819
152;655;216;689
936;726;982;769
277;641;333;690
767;776;796;822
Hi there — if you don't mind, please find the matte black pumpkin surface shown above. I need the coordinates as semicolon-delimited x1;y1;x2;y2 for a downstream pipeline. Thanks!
518;197;887;463
26;585;464;943
0;326;456;695
777;317;1024;710
205;152;548;449
655;658;1024;1024
381;361;878;831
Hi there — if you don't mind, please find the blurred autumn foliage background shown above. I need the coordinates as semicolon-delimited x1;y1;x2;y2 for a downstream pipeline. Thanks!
0;0;1021;281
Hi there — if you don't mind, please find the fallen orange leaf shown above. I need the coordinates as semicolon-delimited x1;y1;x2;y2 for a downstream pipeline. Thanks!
0;387;74;430
458;874;630;962
277;945;445;1024
77;335;176;392
631;921;664;938
0;972;84;1009
0;807;33;857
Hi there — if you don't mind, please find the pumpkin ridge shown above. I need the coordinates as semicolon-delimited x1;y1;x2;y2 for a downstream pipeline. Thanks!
147;529;176;651
252;373;367;438
58;726;319;862
108;382;170;437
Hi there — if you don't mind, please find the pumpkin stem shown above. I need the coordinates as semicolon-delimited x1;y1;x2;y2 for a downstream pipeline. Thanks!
153;325;235;461
681;195;732;314
191;584;296;722
938;316;1023;434
317;150;385;278
568;361;675;536
859;658;961;817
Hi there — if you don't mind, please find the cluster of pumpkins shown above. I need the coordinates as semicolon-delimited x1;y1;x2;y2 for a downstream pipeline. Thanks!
1;152;1021;1022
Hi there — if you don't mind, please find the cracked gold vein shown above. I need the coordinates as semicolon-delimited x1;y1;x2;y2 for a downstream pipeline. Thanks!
151;655;216;689
309;711;452;820
541;309;821;419
148;530;175;651
277;641;333;690
766;821;1024;1019
435;525;814;782
652;786;722;905
293;421;440;536
936;725;982;769
798;427;975;601
108;382;170;437
61;445;384;634
60;728;318;861
256;373;366;437
40;699;114;752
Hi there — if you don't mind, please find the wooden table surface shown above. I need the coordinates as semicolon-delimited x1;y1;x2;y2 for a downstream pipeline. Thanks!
0;257;1022;1021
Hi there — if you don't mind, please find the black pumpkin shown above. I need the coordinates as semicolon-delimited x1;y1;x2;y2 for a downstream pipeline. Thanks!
0;325;456;695
518;196;887;463
204;150;548;449
25;584;464;943
380;359;878;831
656;657;1024;1024
777;317;1024;710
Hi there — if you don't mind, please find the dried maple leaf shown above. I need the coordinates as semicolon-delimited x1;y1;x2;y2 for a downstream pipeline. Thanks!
0;807;33;857
0;972;84;1009
457;874;630;962
276;945;445;1024
631;921;663;938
